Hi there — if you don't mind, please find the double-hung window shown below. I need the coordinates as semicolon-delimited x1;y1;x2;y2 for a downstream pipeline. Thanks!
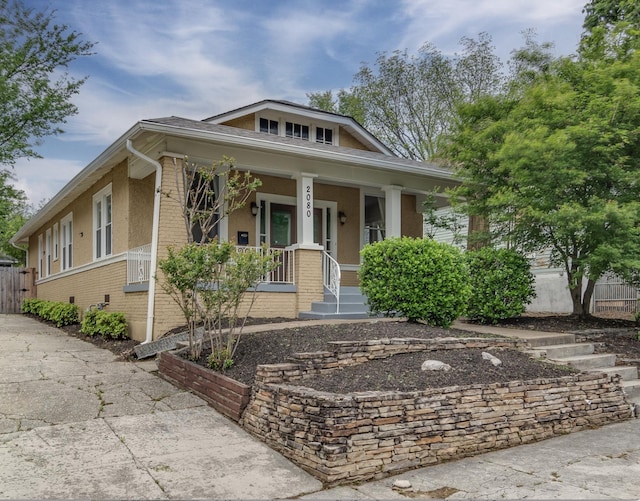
93;185;112;260
61;213;73;271
45;229;52;276
53;223;59;261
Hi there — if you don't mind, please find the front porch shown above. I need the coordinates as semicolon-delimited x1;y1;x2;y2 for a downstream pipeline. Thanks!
125;242;370;321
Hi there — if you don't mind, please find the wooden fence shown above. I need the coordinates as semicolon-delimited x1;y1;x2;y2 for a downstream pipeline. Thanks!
0;267;35;314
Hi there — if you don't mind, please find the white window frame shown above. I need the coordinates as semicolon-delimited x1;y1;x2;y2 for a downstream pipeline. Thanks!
315;126;333;145
93;184;113;260
61;212;73;271
38;234;43;278
53;223;59;261
45;228;52;277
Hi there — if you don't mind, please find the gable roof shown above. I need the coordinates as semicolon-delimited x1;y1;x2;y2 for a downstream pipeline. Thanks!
204;99;393;156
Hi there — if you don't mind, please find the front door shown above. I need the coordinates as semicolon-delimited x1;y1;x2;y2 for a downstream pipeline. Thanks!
270;204;296;248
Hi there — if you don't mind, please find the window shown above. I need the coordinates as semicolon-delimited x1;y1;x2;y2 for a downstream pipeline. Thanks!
364;195;385;244
61;213;73;271
285;121;309;140
259;118;279;135
93;185;112;259
316;127;333;145
53;223;59;260
38;234;43;278
188;172;219;243
45;229;52;276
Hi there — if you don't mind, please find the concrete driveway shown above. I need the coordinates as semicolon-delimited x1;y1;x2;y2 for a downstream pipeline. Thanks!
0;314;322;499
2;314;640;500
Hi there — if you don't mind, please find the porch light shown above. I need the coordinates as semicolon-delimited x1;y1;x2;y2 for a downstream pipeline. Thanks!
251;202;259;216
339;211;347;225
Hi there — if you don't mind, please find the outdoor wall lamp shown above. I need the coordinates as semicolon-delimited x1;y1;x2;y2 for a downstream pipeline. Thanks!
339;211;347;225
250;202;259;216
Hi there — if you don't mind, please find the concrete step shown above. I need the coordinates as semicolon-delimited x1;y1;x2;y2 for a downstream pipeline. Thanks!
553;353;617;371
298;311;373;320
534;343;595;359
308;300;369;314
523;333;577;348
621;379;640;398
585;365;639;381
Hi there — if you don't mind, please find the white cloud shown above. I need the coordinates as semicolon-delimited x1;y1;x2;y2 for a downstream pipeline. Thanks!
13;157;86;207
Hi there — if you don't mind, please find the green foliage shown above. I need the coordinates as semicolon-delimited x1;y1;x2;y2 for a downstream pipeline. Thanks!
22;298;79;327
158;241;278;365
0;171;30;264
465;247;536;324
0;0;94;167
359;237;471;327
81;309;128;339
444;31;640;316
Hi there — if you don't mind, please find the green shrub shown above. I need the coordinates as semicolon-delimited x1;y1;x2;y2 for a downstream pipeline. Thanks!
359;237;471;327
23;298;78;327
465;247;536;324
81;309;128;339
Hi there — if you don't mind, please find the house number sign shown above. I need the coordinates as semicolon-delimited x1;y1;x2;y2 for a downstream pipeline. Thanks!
304;180;313;220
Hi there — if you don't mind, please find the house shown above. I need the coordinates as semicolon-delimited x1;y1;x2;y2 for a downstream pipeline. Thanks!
11;100;458;342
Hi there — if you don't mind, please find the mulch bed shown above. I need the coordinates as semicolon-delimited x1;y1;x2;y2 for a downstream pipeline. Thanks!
31;312;640;392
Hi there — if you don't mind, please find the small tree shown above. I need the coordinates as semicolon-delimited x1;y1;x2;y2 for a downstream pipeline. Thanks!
158;155;277;362
359;237;471;327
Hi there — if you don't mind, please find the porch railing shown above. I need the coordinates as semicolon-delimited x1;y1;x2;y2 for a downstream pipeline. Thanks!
235;246;295;284
322;251;341;312
126;244;152;284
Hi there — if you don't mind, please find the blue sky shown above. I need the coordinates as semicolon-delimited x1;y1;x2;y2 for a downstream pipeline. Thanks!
14;0;587;205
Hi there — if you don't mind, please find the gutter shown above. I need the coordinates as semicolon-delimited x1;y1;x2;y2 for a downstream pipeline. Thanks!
126;139;162;345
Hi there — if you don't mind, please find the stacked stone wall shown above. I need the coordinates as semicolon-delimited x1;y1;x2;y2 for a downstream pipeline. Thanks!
241;337;631;485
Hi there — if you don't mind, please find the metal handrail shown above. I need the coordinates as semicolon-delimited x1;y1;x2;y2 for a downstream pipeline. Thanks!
322;251;341;313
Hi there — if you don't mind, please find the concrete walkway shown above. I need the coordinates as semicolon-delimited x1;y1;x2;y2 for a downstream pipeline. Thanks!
1;314;639;499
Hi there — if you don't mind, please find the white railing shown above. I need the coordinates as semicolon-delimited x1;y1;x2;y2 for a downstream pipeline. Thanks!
322;251;341;312
126;243;152;284
235;246;295;284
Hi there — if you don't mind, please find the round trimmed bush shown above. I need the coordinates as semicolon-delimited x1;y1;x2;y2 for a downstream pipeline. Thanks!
466;247;536;324
359;237;471;327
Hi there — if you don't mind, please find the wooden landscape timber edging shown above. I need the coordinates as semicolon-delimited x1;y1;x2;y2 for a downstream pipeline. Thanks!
158;349;251;422
240;337;632;486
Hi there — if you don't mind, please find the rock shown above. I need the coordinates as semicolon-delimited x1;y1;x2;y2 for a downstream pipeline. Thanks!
421;360;452;371
393;479;412;489
482;351;502;367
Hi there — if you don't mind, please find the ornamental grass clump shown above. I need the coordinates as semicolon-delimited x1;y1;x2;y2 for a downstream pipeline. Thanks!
359;237;471;327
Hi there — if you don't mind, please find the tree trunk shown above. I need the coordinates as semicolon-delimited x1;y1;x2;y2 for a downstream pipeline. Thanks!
568;274;595;317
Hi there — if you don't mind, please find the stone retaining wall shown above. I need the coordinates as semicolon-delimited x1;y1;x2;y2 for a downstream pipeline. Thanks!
241;338;631;485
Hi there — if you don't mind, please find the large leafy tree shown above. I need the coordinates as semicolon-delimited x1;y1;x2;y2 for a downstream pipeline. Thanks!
0;0;94;167
445;25;640;316
308;33;503;160
0;171;30;263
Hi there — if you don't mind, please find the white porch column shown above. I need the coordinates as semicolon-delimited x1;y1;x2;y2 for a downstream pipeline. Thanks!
383;185;403;238
217;175;229;242
294;172;322;248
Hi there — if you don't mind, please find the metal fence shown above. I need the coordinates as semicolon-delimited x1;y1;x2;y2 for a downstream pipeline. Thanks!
593;273;639;313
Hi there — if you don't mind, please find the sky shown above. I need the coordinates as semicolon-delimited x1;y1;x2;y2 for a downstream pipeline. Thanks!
13;0;588;206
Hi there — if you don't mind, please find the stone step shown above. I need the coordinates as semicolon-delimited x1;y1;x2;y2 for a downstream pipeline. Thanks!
534;343;595;359
585;365;639;381
552;353;618;370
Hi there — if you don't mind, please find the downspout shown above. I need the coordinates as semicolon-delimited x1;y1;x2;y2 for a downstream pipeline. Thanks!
126;139;162;344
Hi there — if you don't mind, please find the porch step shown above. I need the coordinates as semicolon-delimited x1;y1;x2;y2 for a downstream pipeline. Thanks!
299;286;372;320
